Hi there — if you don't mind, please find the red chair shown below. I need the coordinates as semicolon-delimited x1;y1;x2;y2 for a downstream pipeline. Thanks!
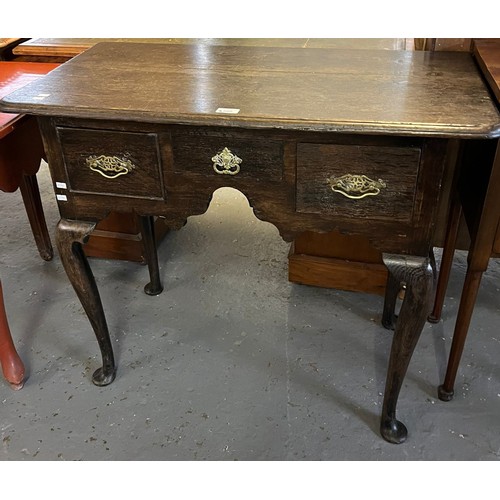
0;280;24;389
1;61;59;260
0;61;59;388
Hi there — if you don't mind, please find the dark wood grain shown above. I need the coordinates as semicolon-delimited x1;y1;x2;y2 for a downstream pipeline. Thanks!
57;127;164;199
172;127;284;181
296;142;421;223
39;117;448;255
2;43;499;138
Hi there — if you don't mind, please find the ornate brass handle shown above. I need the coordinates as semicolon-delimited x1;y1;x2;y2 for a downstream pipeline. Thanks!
211;147;242;175
327;174;386;199
86;154;136;179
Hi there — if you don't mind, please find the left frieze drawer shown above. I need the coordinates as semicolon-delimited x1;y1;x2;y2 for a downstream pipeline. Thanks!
56;127;164;199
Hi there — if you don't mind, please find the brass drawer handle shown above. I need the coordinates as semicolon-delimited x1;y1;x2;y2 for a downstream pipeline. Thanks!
211;147;242;175
327;174;386;199
86;154;136;179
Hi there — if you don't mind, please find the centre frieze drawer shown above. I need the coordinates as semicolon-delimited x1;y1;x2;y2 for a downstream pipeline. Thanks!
171;129;284;181
57;127;164;199
296;143;421;223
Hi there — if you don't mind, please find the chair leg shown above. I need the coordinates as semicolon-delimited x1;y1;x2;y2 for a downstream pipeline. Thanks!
18;174;53;261
0;281;25;389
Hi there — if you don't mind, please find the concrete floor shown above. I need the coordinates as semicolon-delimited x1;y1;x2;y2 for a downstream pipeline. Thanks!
1;161;499;461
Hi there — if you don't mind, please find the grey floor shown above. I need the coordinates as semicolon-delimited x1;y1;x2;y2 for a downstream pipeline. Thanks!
1;161;499;461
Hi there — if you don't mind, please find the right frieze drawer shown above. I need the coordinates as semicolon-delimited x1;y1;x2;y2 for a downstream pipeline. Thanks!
296;143;421;223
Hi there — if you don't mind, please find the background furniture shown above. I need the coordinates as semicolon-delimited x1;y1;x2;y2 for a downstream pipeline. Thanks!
11;37;413;62
429;39;500;401
0;60;58;389
2;43;498;443
0;280;24;389
0;61;59;260
0;38;26;61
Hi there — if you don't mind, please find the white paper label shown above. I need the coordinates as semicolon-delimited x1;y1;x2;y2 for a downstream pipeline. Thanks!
215;107;240;114
55;182;67;189
56;194;68;201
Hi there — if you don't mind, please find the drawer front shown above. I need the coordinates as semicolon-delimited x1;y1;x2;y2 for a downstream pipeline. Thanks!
57;127;164;199
296;143;421;223
172;129;284;181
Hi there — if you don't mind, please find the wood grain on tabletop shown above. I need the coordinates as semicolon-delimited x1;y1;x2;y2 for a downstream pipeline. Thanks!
12;38;409;57
2;43;500;138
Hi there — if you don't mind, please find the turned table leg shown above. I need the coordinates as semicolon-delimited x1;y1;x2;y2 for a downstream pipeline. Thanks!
0;280;25;389
438;269;484;401
428;194;462;324
428;190;475;401
138;215;163;296
55;218;116;386
434;141;500;400
380;254;433;444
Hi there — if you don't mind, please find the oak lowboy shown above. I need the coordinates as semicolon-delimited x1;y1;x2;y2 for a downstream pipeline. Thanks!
2;42;499;444
46;119;433;251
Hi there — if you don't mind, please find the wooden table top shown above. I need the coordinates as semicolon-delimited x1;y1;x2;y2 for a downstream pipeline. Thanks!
473;39;500;105
1;42;499;138
12;38;411;58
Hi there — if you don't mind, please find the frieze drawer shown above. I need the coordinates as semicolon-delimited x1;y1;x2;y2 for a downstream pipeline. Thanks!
171;129;284;181
296;143;421;223
57;127;164;199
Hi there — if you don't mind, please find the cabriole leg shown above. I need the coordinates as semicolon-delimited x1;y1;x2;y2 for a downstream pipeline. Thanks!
382;271;401;330
380;254;433;444
55;218;116;386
